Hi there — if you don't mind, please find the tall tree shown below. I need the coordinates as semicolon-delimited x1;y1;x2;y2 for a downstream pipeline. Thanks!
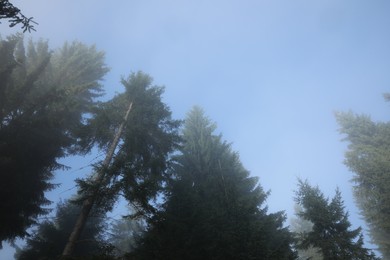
336;104;390;258
294;180;379;260
0;34;108;245
15;200;109;260
131;107;296;260
62;72;181;256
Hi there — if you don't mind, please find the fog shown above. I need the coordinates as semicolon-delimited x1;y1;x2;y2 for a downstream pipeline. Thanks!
1;0;389;258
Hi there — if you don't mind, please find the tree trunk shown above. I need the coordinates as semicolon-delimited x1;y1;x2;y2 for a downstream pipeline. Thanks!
61;102;133;257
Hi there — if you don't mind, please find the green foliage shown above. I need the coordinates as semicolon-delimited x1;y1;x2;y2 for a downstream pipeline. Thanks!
0;34;108;244
0;0;37;32
131;107;296;259
336;109;390;258
294;180;379;260
15;201;109;260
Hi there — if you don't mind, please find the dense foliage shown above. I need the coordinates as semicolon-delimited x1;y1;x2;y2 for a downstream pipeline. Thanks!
336;106;390;258
294;180;378;260
0;34;108;244
131;107;296;260
15;201;108;259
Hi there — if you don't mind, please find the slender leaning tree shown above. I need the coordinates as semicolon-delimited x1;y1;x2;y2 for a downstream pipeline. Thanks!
62;72;181;256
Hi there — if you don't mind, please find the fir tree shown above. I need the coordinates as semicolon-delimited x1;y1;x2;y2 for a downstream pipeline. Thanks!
132;107;296;260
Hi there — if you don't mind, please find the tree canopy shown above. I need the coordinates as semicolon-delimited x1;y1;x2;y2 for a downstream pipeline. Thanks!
0;34;108;245
131;107;296;259
336;106;390;258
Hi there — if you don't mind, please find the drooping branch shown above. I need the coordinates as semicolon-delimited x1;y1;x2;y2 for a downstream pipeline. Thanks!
0;0;37;32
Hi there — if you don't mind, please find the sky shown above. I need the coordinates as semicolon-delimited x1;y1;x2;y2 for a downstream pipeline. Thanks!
1;0;390;258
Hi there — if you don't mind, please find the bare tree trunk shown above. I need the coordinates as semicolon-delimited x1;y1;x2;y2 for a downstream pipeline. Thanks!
61;102;133;257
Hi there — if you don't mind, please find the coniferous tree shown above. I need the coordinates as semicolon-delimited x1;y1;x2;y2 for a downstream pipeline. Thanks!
63;72;181;256
132;107;296;260
0;34;108;245
15;200;109;260
294;180;379;260
336;102;390;258
76;72;181;214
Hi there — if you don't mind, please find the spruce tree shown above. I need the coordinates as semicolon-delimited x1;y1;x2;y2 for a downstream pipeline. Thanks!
132;107;296;260
294;180;379;260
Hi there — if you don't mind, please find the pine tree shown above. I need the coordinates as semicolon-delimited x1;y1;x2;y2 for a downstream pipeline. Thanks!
294;180;379;260
336;105;390;258
0;34;108;245
132;107;296;260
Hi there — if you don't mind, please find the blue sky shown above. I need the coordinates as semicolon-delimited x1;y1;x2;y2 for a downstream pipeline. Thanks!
2;0;390;258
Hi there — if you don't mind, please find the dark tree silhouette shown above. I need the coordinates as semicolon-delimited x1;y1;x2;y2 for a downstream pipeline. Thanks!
0;34;108;245
132;107;296;260
294;179;379;260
